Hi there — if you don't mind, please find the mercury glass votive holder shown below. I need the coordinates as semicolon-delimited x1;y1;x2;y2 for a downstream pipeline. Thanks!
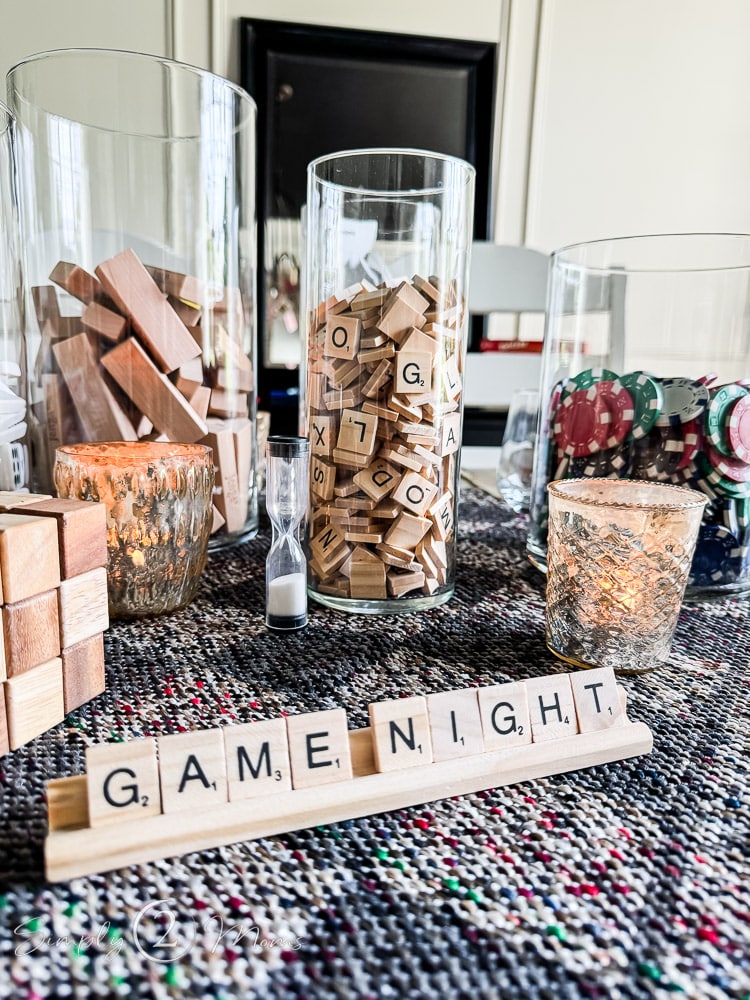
546;478;707;673
54;442;214;618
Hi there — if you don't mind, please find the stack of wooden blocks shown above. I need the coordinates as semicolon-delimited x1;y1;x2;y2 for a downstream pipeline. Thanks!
0;492;109;756
30;248;253;536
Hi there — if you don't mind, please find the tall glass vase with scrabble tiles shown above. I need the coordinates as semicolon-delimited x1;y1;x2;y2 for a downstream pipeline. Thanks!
303;149;475;612
8;49;258;547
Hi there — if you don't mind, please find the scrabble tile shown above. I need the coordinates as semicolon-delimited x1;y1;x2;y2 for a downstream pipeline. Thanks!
311;456;336;500
158;729;228;813
392;471;439;517
310;414;336;458
58;567;109;649
223;718;292;800
61;633;106;714
427;688;484;761
525;674;579;742
0;692;8;757
395;351;433;395
4;589;60;676
569;666;625;732
336;409;378;457
477;682;532;751
286;708;352;788
0;514;60;603
324;314;362;359
439;413;462;456
369;696;433;772
384;512;431;551
20;498;107;579
353;460;400;502
5;657;65;750
86;737;162;826
442;356;462;400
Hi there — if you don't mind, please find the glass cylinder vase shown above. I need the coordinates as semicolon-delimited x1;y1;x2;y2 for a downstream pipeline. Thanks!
529;234;750;599
303;148;475;613
0;101;28;492
8;48;258;546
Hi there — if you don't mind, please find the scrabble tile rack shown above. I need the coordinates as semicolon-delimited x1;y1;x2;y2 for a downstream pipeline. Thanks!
45;684;652;882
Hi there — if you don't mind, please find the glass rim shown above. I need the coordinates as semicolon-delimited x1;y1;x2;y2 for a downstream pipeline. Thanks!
547;477;708;512
55;441;213;467
551;233;750;275
308;147;476;197
6;47;257;140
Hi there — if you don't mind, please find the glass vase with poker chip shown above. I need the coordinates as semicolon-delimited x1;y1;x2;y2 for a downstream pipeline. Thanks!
528;233;750;599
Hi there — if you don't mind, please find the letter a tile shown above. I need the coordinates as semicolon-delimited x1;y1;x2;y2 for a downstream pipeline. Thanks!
158;729;228;813
86;738;162;827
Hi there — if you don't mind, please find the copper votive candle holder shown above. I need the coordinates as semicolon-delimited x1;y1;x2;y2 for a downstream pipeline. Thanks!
54;442;214;618
546;478;707;673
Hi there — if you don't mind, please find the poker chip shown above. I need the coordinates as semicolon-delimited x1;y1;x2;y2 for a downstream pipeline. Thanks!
737;497;750;530
675;418;702;470
655;377;710;426
690;524;743;586
726;394;750;463
696;452;750;498
596;380;635;447
553;387;611;457
705;442;750;483
619;371;662;440
560;367;618;399
706;383;749;456
572;447;629;478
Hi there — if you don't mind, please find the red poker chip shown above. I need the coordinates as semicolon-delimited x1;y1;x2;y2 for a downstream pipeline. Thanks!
727;395;750;464
705;442;750;483
553;387;611;458
597;379;634;448
676;418;702;470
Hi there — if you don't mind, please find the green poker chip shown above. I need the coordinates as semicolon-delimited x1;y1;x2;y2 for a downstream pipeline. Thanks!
560;367;618;399
706;383;749;457
696;451;750;499
619;371;663;440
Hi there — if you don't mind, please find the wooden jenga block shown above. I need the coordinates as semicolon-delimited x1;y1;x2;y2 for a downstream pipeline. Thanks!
311;456;336;501
0;491;52;512
101;336;208;443
392;471;439;517
5;657;65;750
4;589;61;676
369;696;433;772
286;708;353;788
31;284;61;326
58;567;109;649
395;352;433;395
477;682;532;751
0;513;60;602
158;729;228;813
311;414;336;458
61;632;106;714
173;356;204;396
384;512;431;550
427;688;484;761
42;374;82;457
20;498;107;579
81;300;128;343
525;674;579;742
225;416;253;493
144;265;208;307
52;334;139;443
95;249;201;373
86;737;162;827
167;295;202;327
224;719;292;801
50;261;106;305
202;425;245;533
439;413;462;456
188;384;211;422
0;692;8;756
325;314;362;360
569;666;625;732
208;388;248;418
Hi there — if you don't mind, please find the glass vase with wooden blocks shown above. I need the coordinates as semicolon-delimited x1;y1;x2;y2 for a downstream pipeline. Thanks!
303;148;475;613
8;48;258;547
53;442;214;618
529;233;750;599
545;479;706;673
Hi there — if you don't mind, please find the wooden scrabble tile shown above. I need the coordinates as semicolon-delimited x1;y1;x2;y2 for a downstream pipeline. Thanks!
412;274;441;302
477;682;532;751
202;425;244;533
5;657;65;750
428;492;454;541
158;728;228;812
4;589;60;676
386;568;426;596
439;412;462;456
20;498;107;579
329;358;361;390
286;708;352;788
325;314;362;360
96;249;201;373
427;688;484;761
353;459;400;502
361;400;399;422
0;514;60;602
81;300;128;343
58;567;109;649
349;559;387;599
332;448;370;469
525;674;579;742
392;471;439;517
310;522;350;573
224;718;292;801
336;409;378;456
0;693;8;757
442;356;462;400
384;512;431;550
52;334;139;442
101;337;208;442
311;414;336;458
369;696;433;772
400;326;440;358
395;351;433;395
569;666;625;732
86;737;161;827
61;632;106;713
362;359;393;397
357;341;396;364
50;260;105;304
311;456;336;501
376;542;418;569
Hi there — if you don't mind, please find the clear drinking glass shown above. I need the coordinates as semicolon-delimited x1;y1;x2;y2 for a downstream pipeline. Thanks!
8;48;258;546
546;478;706;673
303;148;475;613
529;234;750;598
265;435;309;630
496;388;538;512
